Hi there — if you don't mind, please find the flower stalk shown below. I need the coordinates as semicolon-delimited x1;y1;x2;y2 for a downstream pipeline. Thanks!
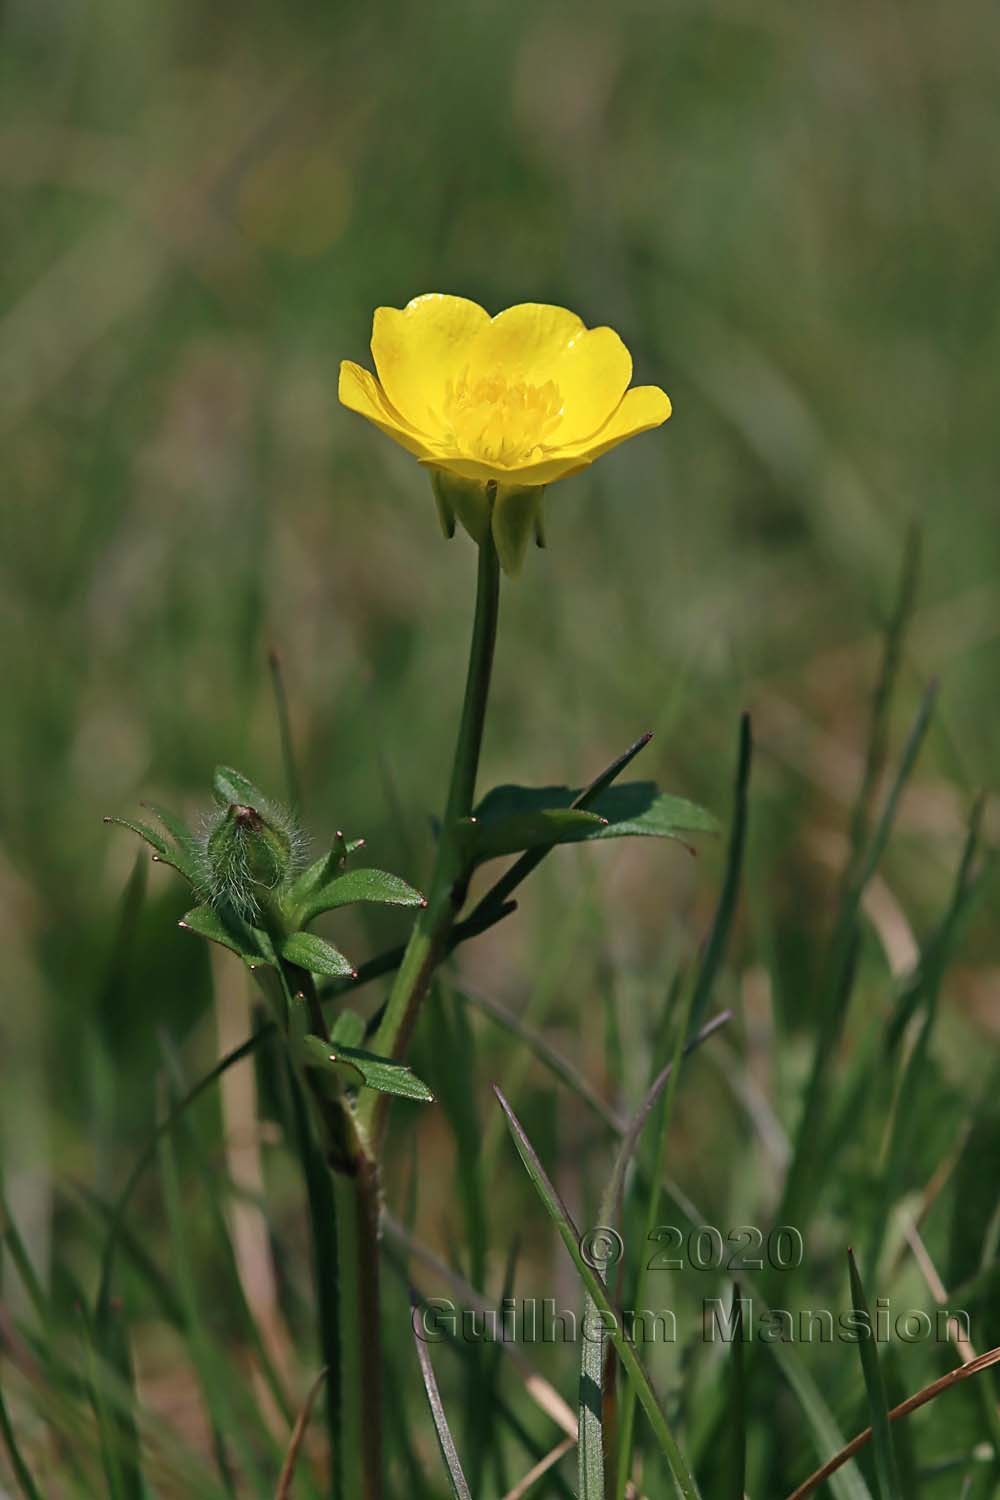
360;501;501;1138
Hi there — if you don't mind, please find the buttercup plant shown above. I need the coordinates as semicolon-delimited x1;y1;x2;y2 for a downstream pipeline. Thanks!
109;296;713;1499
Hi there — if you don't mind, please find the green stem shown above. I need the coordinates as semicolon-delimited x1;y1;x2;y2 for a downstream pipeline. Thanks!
283;962;382;1499
361;519;501;1137
330;1120;382;1499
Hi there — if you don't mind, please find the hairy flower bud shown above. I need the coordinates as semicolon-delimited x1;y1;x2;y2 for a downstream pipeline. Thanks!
205;801;297;920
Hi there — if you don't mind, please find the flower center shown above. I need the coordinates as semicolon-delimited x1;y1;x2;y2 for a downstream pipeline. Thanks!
440;369;564;465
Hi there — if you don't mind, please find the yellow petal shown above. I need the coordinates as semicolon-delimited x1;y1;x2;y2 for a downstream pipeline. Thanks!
462;305;633;446
549;325;634;443
371;294;491;430
468;302;587;383
566;385;672;460
338;361;437;460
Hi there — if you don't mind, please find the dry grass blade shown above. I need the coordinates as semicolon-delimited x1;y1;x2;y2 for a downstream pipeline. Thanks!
785;1345;1000;1499
499;1436;577;1500
274;1367;327;1500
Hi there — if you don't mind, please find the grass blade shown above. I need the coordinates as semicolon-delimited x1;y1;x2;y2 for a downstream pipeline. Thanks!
96;1028;269;1321
845;525;921;870
722;1287;747;1500
846;1251;901;1500
0;1376;43;1500
267;645;303;814
494;1087;702;1500
766;1333;874;1500
688;712;752;1037
410;1291;473;1500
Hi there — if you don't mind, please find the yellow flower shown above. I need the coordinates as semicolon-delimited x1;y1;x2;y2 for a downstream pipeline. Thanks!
339;294;671;574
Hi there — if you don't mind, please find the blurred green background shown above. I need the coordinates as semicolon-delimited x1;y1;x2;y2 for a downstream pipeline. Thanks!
1;0;998;1492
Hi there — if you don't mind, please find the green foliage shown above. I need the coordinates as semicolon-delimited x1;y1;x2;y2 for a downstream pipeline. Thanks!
279;929;355;978
467;781;717;865
301;1035;434;1102
288;865;425;927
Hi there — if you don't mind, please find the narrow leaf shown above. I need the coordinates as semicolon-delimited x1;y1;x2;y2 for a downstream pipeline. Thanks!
0;1378;44;1500
104;814;195;881
330;1009;366;1049
293;867;425;925
471;781;716;865
688;713;752;1036
142;801;199;860
462;807;608;864
847;1250;901;1499
280;931;356;978
767;1333;874;1500
180;904;271;964
213;764;272;810
411;1291;473;1500
723;1288;747;1500
494;1088;702;1499
302;1036;434;1101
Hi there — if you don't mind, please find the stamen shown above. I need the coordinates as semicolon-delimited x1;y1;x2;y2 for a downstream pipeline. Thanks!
439;368;564;465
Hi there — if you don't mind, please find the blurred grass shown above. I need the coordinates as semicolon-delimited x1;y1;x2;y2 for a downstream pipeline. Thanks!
0;0;998;1494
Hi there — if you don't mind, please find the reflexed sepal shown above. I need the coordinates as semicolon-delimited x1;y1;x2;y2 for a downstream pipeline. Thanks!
300;1034;434;1102
279;931;356;979
427;468;546;576
430;469;457;539
492;484;546;575
429;468;490;546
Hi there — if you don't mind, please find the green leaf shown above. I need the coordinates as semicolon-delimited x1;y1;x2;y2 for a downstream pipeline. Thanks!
410;1291;473;1499
302;1036;434;1101
104;814;198;882
0;1380;43;1500
722;1288;747;1500
765;1332;874;1500
285;839;367;908
213;764;272;810
279;931;356;979
299;1034;366;1088
848;1250;902;1500
495;1087;702;1499
330;1009;366;1049
467;781;717;866
292;867;425;926
142;801;198;856
179;904;272;965
461;807;608;863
